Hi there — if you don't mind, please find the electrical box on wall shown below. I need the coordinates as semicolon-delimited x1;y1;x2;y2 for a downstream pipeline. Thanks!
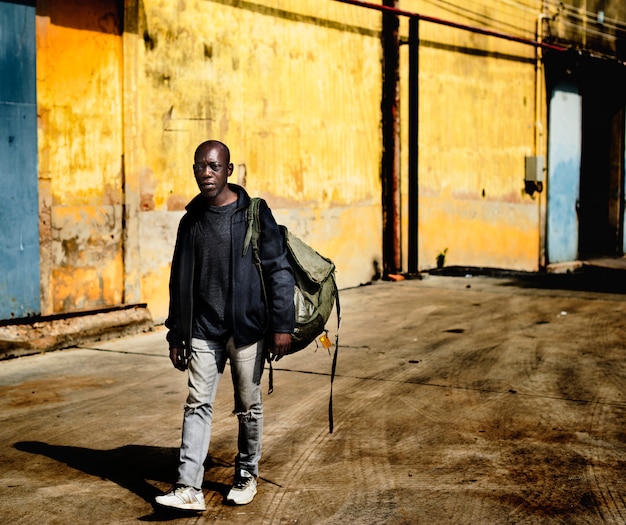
525;156;545;182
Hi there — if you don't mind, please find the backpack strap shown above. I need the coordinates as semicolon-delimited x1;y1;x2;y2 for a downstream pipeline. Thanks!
244;197;339;434
243;197;263;257
244;198;267;316
244;198;275;393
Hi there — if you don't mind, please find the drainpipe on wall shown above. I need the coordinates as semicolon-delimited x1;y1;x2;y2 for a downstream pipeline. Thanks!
381;0;402;277
122;1;142;305
536;11;549;269
407;16;419;274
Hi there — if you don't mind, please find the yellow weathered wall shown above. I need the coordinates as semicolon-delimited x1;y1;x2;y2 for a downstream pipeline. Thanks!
37;0;124;315
399;0;543;271
28;0;626;328
28;0;626;330
135;1;384;321
33;0;567;324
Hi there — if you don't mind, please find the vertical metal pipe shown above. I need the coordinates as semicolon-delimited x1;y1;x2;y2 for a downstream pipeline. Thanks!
122;0;142;305
536;10;548;269
381;0;402;276
408;16;419;273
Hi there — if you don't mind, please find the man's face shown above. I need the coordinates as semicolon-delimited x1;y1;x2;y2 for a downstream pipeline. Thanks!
193;143;233;203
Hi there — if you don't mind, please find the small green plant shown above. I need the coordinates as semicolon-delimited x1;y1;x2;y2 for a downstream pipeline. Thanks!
436;248;448;269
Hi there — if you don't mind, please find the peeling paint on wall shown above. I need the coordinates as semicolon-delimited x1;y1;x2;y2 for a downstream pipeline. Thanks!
37;0;124;315
22;0;626;328
400;0;543;271
134;0;384;320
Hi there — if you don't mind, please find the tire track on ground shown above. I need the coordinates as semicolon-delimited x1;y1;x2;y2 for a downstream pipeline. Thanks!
258;360;418;524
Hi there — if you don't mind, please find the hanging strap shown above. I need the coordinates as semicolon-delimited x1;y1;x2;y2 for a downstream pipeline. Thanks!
328;280;341;434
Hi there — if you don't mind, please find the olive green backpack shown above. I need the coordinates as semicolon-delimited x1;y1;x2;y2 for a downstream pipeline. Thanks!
243;197;340;432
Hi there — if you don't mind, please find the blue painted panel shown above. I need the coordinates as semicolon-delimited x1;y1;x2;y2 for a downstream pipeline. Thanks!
0;2;39;319
547;84;582;264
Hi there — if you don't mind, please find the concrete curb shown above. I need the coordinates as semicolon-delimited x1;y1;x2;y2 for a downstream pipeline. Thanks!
0;305;154;360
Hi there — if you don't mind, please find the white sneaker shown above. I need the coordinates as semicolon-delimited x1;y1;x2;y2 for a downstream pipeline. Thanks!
155;485;206;511
226;470;257;505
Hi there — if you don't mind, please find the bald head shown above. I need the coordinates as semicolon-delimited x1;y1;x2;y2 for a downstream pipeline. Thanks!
195;140;230;164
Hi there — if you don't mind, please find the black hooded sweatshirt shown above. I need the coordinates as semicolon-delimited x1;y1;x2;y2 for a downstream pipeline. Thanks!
165;184;295;352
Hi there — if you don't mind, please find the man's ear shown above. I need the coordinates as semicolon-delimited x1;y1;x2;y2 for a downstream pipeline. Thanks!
228;163;234;177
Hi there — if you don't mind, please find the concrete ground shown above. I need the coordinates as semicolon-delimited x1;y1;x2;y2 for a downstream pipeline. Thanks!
1;272;626;524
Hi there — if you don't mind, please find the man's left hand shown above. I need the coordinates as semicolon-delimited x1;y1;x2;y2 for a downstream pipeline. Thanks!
269;332;292;361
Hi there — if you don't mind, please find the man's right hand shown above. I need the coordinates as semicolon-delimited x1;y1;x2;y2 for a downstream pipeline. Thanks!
169;346;188;371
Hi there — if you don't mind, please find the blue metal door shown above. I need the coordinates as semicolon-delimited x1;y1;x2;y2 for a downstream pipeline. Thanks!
547;83;582;264
0;2;40;319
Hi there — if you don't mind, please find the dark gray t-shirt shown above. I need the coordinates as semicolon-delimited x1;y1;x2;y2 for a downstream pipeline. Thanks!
192;200;237;342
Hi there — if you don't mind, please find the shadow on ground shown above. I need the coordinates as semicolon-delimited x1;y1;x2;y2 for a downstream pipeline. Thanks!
13;441;231;521
429;265;626;295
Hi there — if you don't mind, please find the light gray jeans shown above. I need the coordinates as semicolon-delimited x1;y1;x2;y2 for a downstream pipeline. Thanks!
177;337;265;489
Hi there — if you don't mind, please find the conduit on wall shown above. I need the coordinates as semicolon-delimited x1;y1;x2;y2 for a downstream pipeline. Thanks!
380;0;401;276
334;0;567;275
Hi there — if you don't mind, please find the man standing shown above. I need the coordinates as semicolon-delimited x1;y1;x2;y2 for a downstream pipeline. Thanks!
156;140;295;511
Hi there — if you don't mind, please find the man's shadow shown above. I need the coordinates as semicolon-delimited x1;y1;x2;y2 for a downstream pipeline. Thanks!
14;441;230;521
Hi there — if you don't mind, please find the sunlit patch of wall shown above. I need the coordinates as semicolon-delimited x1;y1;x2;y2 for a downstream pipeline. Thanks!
37;0;124;315
134;1;383;321
26;0;626;329
137;210;184;323
399;0;543;272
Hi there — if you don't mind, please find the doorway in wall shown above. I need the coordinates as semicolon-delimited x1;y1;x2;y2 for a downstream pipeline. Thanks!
545;52;626;264
578;58;626;258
